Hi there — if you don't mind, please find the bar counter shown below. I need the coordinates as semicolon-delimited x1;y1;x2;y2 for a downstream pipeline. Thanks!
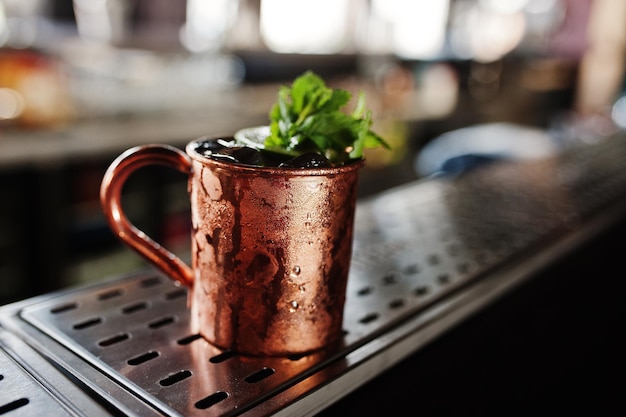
1;131;626;416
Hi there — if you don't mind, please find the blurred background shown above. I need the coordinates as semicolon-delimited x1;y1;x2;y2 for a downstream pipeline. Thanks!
0;0;625;304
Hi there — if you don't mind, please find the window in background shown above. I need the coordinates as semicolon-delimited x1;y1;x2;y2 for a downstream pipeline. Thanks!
260;0;351;54
371;0;449;59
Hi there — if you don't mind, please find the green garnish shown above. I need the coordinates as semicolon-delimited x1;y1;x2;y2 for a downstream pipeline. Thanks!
264;71;389;166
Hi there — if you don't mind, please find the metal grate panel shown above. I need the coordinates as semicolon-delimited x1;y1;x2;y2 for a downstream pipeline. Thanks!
0;327;101;417
2;134;626;416
0;347;71;417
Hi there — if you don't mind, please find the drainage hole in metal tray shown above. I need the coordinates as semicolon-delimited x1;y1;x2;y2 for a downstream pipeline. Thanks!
0;374;3;380
159;370;192;387
382;273;399;285
447;243;461;256
357;286;374;296
177;334;202;345
50;302;78;314
122;301;149;314
403;264;420;275
127;351;160;366
427;254;440;265
72;317;103;330
285;352;310;361
139;276;162;288
98;288;124;301
0;398;29;415
438;274;452;285
209;350;236;364
98;333;130;347
244;367;275;383
148;316;176;329
389;298;405;309
165;288;187;300
195;392;229;409
359;313;379;324
457;262;472;274
414;285;430;296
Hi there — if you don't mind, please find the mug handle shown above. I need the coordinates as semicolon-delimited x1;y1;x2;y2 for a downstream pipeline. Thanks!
100;144;194;287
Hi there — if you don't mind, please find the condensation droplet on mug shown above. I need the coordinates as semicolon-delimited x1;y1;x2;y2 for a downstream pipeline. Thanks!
290;266;301;277
307;182;320;192
289;300;299;312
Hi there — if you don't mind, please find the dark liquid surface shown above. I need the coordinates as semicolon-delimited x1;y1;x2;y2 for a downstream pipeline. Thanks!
193;138;335;168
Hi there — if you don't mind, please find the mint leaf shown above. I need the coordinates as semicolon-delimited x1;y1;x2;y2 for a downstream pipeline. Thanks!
265;71;389;166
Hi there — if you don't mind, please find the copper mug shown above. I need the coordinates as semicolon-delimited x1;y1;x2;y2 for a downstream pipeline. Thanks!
100;137;363;356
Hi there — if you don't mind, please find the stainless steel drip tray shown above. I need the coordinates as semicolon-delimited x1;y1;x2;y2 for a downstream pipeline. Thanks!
0;323;124;417
3;136;626;416
0;329;88;417
0;260;565;417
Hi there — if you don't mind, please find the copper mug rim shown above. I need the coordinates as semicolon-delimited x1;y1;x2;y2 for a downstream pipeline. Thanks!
186;136;365;176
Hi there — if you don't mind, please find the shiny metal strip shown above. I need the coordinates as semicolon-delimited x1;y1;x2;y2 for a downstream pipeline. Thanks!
0;328;87;417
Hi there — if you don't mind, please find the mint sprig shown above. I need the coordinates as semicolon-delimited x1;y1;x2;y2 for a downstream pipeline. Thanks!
264;71;389;166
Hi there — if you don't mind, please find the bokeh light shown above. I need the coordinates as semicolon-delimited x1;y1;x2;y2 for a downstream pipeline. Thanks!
0;87;25;120
260;0;350;54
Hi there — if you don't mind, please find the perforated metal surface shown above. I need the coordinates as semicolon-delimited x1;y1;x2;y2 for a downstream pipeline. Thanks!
2;133;626;416
0;327;113;417
0;343;70;416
